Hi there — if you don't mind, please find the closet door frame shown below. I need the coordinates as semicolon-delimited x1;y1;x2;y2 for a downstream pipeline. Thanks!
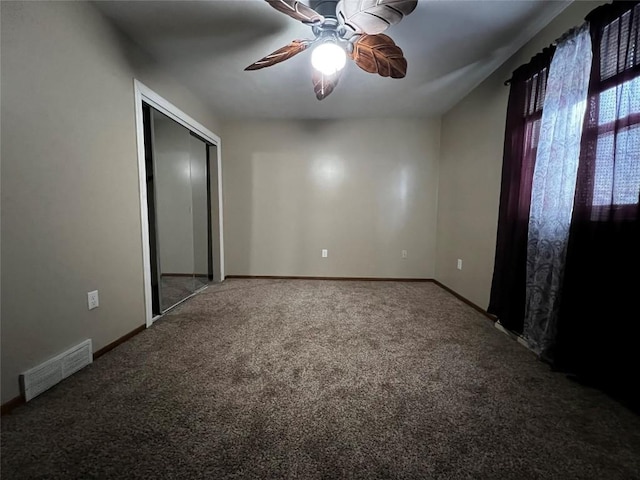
134;80;224;327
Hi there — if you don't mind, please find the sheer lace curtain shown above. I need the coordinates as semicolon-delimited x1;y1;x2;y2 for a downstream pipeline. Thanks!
523;23;592;358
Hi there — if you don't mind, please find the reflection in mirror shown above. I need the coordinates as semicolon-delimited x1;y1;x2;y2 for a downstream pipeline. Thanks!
190;134;210;291
143;104;213;313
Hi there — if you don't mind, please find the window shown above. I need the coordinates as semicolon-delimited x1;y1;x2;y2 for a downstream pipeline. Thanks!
583;3;640;214
523;68;548;171
518;64;550;218
593;76;640;206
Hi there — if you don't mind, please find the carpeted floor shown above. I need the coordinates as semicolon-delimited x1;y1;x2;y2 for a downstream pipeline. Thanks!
2;279;639;479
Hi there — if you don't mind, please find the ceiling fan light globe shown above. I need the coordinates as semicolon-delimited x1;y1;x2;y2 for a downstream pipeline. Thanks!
311;42;346;75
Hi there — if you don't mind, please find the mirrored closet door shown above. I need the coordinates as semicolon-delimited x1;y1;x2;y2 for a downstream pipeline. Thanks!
142;102;214;314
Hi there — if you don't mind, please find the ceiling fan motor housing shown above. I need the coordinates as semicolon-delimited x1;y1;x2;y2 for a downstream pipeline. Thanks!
310;0;339;20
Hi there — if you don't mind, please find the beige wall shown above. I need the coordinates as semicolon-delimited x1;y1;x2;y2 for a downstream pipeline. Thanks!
435;1;602;308
0;1;221;402
222;119;441;278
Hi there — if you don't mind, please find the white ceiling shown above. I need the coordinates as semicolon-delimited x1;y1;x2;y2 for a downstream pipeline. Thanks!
94;0;572;119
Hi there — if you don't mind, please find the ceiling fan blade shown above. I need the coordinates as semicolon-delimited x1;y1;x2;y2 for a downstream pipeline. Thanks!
245;40;311;71
337;0;418;35
266;0;325;24
350;34;407;78
312;69;342;100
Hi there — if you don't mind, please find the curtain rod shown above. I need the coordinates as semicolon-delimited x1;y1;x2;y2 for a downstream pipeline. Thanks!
504;24;585;86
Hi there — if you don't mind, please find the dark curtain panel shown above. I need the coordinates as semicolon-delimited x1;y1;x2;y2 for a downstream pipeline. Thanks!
488;48;555;333
556;1;640;410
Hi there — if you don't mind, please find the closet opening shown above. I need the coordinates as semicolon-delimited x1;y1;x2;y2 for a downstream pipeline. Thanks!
134;81;223;325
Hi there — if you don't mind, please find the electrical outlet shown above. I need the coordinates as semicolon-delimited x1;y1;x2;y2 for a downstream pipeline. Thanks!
321;249;328;258
457;259;463;270
401;250;408;259
87;290;99;310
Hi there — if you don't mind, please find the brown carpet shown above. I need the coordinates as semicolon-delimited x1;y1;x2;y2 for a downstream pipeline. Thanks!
2;279;639;479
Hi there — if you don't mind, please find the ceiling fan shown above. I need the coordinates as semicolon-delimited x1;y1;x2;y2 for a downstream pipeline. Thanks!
245;0;418;100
